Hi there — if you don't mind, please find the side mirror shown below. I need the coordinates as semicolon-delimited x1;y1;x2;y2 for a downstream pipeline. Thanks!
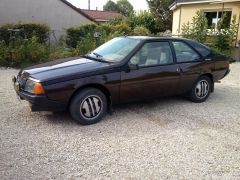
128;63;139;70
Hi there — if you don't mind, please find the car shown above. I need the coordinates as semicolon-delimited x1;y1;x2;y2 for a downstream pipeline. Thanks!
13;36;230;125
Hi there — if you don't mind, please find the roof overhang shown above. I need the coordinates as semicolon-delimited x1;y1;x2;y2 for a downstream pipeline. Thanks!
59;0;96;22
169;0;240;11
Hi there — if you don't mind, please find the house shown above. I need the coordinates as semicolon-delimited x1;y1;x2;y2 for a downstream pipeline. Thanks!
170;0;240;46
80;9;123;23
0;0;121;41
0;0;94;39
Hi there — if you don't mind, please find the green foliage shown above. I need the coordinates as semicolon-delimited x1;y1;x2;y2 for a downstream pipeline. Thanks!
66;23;98;48
48;47;76;60
116;0;134;16
133;26;150;36
0;23;50;44
103;0;134;16
75;36;96;55
182;10;208;43
111;23;132;35
0;36;48;67
103;0;119;12
0;41;10;66
146;0;174;31
182;11;238;59
128;11;160;34
211;15;238;55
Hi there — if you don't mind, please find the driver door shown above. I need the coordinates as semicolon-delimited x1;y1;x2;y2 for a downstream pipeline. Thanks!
120;41;181;103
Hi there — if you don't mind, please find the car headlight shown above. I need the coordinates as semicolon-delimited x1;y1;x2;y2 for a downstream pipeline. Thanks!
25;78;45;95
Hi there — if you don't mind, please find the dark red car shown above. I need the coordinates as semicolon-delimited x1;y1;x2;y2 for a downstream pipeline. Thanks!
13;37;230;125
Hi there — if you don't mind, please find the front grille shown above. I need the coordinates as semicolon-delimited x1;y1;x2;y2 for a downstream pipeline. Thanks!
17;75;26;90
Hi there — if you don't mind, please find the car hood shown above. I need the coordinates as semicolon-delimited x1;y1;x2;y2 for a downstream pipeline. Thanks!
21;57;113;84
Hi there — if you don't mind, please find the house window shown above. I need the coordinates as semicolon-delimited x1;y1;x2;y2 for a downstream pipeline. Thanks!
205;11;232;29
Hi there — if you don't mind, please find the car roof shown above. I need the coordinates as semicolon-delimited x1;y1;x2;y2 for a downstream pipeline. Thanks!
126;36;189;41
126;36;211;50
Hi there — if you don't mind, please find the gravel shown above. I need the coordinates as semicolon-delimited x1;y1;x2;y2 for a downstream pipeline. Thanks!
1;63;240;179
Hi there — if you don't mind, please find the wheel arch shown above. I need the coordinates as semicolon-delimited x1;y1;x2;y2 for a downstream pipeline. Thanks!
68;84;112;111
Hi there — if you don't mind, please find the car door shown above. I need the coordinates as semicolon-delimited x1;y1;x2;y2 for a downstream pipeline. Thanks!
171;40;204;93
120;41;181;103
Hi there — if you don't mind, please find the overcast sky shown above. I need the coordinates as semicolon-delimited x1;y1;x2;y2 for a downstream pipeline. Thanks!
67;0;149;11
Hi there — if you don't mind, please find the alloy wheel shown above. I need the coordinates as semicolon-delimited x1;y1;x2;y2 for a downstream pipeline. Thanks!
195;80;209;99
80;95;103;120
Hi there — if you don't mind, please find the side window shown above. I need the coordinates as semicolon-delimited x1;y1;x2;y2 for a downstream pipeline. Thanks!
187;40;211;57
129;42;173;67
172;41;201;63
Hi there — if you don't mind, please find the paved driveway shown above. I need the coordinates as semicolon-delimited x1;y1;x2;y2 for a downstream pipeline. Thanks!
1;63;240;179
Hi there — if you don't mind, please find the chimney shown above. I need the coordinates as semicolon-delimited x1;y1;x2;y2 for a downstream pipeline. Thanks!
96;7;98;11
88;0;90;10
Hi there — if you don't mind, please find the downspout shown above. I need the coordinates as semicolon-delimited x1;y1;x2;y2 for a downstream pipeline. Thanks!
236;14;240;47
178;6;182;36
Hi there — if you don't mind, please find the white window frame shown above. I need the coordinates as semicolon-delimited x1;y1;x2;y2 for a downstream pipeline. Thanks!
204;9;232;31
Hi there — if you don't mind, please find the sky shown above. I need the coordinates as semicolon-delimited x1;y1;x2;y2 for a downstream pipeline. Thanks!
67;0;149;11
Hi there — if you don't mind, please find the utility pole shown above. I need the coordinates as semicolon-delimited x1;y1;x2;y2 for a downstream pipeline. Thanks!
88;0;90;10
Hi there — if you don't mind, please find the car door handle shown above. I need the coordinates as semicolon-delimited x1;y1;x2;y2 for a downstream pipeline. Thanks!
205;58;212;61
176;68;181;73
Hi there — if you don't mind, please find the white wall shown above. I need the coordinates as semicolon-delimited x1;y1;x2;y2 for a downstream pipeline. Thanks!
0;0;92;32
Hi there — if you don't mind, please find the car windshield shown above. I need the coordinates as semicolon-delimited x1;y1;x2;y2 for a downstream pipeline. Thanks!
88;37;141;62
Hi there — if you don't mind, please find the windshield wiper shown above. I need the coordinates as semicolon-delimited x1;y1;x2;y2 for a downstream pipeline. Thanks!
82;54;112;63
92;52;103;58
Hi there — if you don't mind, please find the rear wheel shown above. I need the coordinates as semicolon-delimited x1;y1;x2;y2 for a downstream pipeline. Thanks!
189;76;211;103
70;88;107;125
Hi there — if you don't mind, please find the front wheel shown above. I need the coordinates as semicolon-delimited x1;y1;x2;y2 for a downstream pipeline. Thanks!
189;76;212;103
70;88;107;125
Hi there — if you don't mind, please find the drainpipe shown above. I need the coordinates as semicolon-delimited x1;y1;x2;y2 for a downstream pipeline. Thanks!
178;6;182;36
235;14;240;47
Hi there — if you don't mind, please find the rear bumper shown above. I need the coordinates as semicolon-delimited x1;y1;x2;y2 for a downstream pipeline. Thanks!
222;69;230;79
16;90;67;112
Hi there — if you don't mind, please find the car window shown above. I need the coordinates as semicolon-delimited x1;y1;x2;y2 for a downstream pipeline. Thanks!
129;42;173;67
90;37;141;62
172;41;201;63
187;40;211;57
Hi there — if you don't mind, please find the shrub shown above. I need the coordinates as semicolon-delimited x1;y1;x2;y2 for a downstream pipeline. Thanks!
128;11;160;34
66;23;98;48
0;41;10;66
133;26;150;36
75;36;96;55
181;10;208;43
211;15;238;55
0;23;50;45
0;36;48;67
109;23;131;36
49;47;76;60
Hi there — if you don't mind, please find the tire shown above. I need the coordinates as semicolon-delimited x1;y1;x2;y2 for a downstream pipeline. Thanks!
189;76;212;103
69;88;107;125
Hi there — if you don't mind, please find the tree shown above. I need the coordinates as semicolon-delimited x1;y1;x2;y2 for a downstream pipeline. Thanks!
103;0;119;12
181;10;208;43
103;0;134;16
128;11;160;34
146;0;174;32
117;0;134;16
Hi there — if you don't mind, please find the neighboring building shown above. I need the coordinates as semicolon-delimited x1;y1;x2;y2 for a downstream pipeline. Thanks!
0;0;121;40
170;0;240;46
0;0;93;38
80;9;123;23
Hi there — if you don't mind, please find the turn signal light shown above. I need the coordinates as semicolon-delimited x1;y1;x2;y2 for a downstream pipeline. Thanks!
33;83;45;95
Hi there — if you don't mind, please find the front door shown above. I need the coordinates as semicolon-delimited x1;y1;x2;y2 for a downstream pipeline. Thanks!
120;41;181;103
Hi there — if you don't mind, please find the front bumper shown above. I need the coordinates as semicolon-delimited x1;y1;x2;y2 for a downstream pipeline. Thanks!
13;76;67;112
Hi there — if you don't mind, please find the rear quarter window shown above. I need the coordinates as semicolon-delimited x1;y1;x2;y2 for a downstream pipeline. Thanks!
187;40;211;57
